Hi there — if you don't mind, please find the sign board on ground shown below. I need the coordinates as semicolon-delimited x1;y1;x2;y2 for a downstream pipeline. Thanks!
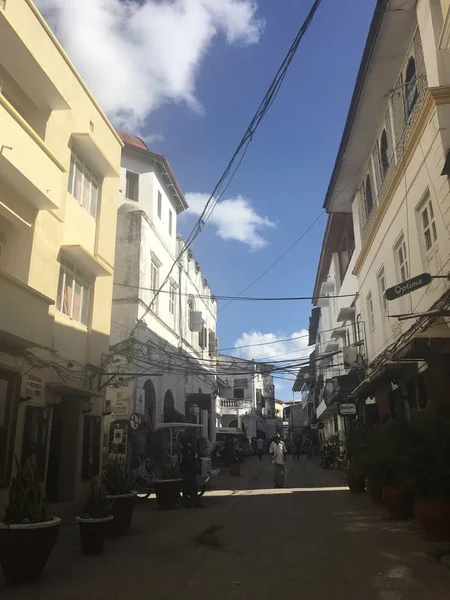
316;420;324;430
338;402;357;417
385;273;432;301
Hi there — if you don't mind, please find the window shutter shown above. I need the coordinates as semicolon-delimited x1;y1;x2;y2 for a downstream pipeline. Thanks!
208;330;215;355
189;311;203;332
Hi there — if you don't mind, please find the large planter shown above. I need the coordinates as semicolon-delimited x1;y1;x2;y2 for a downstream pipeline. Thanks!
0;517;61;584
415;498;450;541
106;492;136;535
77;515;114;555
153;479;182;510
382;485;414;519
367;479;383;503
346;471;365;494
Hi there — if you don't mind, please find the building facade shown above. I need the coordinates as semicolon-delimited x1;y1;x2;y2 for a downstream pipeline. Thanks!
217;356;275;439
0;0;122;506
320;0;450;423
107;134;218;463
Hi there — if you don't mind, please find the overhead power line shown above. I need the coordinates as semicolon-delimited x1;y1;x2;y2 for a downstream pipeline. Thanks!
127;0;324;339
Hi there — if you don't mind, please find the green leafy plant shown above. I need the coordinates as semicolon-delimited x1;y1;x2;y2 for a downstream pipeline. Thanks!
4;458;48;525
100;459;132;495
157;461;181;480
81;479;112;519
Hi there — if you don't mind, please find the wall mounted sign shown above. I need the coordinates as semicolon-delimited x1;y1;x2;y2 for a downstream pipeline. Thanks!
316;420;324;430
385;273;432;301
338;402;357;416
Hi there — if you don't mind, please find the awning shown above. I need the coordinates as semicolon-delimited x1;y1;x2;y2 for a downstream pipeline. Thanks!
70;133;119;177
46;381;103;398
186;393;211;411
60;245;113;277
349;361;418;399
393;322;450;359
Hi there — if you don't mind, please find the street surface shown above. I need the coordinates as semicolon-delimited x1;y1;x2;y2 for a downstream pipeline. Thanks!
2;457;450;599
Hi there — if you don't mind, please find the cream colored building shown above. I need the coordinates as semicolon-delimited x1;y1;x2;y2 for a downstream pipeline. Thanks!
0;0;122;507
323;0;450;420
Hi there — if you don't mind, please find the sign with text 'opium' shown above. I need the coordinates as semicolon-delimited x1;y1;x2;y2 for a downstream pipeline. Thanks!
385;273;432;301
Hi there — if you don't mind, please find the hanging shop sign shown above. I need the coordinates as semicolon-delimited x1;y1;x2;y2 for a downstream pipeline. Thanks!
135;388;145;416
316;420;325;430
112;393;130;417
129;413;142;430
338;402;357;417
385;273;432;301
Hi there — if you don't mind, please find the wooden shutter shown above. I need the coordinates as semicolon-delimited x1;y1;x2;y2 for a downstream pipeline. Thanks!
208;330;215;356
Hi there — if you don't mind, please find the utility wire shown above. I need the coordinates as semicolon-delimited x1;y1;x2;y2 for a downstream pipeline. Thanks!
127;0;323;339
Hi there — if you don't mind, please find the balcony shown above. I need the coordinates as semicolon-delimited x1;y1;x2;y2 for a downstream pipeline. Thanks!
0;269;54;353
0;95;66;211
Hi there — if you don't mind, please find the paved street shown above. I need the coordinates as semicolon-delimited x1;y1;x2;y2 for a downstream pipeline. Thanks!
2;457;450;599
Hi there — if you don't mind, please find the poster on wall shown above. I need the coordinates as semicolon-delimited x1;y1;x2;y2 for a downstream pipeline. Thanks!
112;392;130;417
135;388;145;416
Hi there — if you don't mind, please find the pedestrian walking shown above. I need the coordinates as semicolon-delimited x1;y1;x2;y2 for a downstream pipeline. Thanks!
293;438;302;461
304;438;313;460
180;436;204;508
269;434;287;488
256;437;264;460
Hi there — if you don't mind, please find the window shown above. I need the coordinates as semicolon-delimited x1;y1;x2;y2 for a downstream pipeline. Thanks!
234;388;245;399
377;267;387;313
168;210;173;237
405;56;418;117
157;191;162;219
364;174;374;218
199;324;207;348
420;198;437;252
366;292;375;331
379;129;389;178
150;260;159;312
234;378;248;389
395;236;409;281
67;152;99;218
169;283;176;315
56;259;91;325
125;170;139;201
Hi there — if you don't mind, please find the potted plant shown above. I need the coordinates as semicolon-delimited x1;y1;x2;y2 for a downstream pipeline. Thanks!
342;427;367;494
77;479;113;554
0;459;61;584
101;459;136;535
408;404;450;541
153;461;182;510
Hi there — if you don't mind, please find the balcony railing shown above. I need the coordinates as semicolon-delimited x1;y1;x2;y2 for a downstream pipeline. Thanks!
220;399;252;408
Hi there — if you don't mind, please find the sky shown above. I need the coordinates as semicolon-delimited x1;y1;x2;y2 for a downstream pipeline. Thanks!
37;0;376;400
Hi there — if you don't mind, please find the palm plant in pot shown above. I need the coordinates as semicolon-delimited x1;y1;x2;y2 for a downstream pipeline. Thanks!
407;404;450;541
100;459;136;535
77;479;113;554
343;427;368;493
0;459;61;584
153;461;182;510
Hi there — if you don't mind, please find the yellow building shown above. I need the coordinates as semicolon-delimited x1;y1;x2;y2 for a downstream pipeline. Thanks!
0;0;122;507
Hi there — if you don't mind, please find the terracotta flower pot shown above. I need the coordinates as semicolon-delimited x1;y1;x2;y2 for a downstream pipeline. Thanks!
347;471;365;494
77;516;114;555
153;479;182;510
415;498;450;541
382;485;414;519
367;479;383;503
106;493;136;535
0;517;61;584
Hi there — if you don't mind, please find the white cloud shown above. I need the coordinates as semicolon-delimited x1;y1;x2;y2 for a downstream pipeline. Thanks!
36;0;264;132
185;193;275;250
233;330;312;361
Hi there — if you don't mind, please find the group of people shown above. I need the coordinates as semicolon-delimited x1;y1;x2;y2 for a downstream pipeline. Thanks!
292;437;313;461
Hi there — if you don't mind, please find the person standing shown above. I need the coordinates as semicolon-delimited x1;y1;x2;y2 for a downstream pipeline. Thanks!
180;436;204;508
293;438;302;461
304;438;313;460
256;437;264;460
269;434;287;488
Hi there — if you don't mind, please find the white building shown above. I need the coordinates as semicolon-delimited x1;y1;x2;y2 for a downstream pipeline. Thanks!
216;355;275;439
320;0;450;422
107;133;218;461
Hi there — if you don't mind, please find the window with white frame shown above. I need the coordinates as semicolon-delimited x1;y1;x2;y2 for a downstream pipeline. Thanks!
377;267;387;313
125;170;139;201
168;210;173;237
150;260;159;312
67;152;99;218
157;191;162;219
57;259;91;325
366;292;375;331
420;196;438;253
169;283;176;315
395;235;409;282
405;56;418;117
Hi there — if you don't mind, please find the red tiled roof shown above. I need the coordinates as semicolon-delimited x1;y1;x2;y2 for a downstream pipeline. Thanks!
116;131;148;151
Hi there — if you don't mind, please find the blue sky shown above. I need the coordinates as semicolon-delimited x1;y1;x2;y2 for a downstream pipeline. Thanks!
39;0;376;399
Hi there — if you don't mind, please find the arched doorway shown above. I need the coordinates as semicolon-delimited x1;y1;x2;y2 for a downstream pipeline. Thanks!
144;380;156;429
163;390;175;423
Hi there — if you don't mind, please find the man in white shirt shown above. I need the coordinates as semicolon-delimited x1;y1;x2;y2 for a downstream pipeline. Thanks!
269;434;287;488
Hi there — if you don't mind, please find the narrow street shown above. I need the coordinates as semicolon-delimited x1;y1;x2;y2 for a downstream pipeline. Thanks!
2;457;450;599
